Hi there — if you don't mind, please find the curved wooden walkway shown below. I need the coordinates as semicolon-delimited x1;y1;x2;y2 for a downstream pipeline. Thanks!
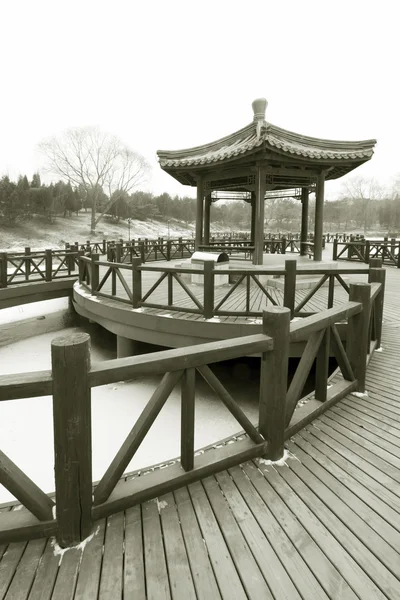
1;270;400;599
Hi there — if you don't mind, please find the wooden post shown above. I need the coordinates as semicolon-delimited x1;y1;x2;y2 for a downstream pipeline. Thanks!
203;193;211;245
332;238;338;260
315;328;330;402
347;283;371;393
314;172;325;261
166;240;172;261
250;192;256;244
181;368;195;471
0;253;7;288
78;250;85;284
283;259;297;317
259;307;290;460
300;187;309;257
203;260;214;319
368;267;386;348
364;240;370;264
45;249;52;282
25;247;31;281
195;178;204;251
91;253;100;294
131;258;142;309
115;242;122;263
102;239;107;254
253;167;266;265
139;241;146;263
51;333;92;547
369;257;382;268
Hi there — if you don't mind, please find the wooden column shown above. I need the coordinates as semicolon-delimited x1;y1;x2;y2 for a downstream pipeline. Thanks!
314;172;325;261
203;193;211;245
51;333;92;547
300;187;309;256
253;168;266;265
250;192;256;243
195;178;204;250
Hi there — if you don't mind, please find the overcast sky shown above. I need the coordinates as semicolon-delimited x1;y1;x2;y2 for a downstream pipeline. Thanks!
1;0;398;200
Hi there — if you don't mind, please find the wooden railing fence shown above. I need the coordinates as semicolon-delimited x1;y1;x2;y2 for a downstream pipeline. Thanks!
78;255;373;320
0;248;80;288
0;267;385;548
333;237;400;268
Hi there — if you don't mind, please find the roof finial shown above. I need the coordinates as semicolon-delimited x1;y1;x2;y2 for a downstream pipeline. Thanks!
252;98;267;140
252;98;267;122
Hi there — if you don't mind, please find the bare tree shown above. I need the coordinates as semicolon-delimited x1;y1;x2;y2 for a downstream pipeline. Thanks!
39;127;150;231
341;176;384;234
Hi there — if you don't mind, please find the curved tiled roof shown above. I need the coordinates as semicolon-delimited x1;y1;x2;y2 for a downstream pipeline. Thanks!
157;121;376;169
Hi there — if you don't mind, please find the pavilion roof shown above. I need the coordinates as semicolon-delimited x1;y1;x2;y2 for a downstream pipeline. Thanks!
157;99;376;187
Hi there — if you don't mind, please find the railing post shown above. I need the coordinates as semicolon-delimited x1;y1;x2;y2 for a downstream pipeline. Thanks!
259;307;290;460
181;368;195;471
347;283;371;393
45;249;52;281
166;240;172;261
368;267;386;348
131;258;142;309
25;247;31;281
364;240;370;264
51;333;92;547
283;259;297;317
369;257;382;269
115;242;122;263
69;245;77;272
315;328;330;402
78;251;85;283
102;239;107;254
91;253;100;294
332;238;338;260
0;253;8;288
139;241;146;263
203;260;214;319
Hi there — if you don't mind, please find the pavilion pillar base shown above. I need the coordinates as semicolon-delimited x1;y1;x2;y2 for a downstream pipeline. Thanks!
116;335;142;358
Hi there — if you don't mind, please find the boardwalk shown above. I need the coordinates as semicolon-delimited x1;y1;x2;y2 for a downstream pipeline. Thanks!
1;266;400;599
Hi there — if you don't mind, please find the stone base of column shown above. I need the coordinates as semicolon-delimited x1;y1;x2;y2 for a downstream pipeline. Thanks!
116;335;141;358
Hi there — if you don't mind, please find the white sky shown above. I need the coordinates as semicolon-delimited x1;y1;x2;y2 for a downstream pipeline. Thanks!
1;0;399;200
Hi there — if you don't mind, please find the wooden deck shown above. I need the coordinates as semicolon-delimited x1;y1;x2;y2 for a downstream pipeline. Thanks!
1;267;400;598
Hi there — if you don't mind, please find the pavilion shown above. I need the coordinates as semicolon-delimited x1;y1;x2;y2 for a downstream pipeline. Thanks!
157;99;376;264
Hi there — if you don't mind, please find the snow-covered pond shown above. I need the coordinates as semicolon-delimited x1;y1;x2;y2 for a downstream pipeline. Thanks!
0;300;260;503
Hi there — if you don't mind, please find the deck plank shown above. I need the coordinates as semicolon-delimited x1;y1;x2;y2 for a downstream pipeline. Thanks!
98;512;124;600
188;480;247;600
27;538;59;600
173;487;221;599
123;506;146;600
3;539;45;600
158;492;196;600
142;499;171;600
201;475;274;600
74;520;106;600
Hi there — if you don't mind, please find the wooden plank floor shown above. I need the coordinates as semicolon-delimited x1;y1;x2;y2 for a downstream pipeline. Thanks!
1;266;400;598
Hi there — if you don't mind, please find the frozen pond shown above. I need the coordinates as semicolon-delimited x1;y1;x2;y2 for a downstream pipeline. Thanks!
0;300;260;503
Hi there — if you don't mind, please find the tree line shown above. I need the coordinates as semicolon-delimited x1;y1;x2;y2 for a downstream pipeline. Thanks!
1;173;400;233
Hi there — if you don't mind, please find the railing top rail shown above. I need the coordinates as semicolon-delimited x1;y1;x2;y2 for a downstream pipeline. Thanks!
289;301;362;342
0;334;274;401
89;334;273;387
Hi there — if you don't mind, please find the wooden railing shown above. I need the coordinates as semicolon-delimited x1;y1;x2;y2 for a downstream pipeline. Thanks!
0;248;81;288
333;238;400;268
0;270;385;547
78;255;374;320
